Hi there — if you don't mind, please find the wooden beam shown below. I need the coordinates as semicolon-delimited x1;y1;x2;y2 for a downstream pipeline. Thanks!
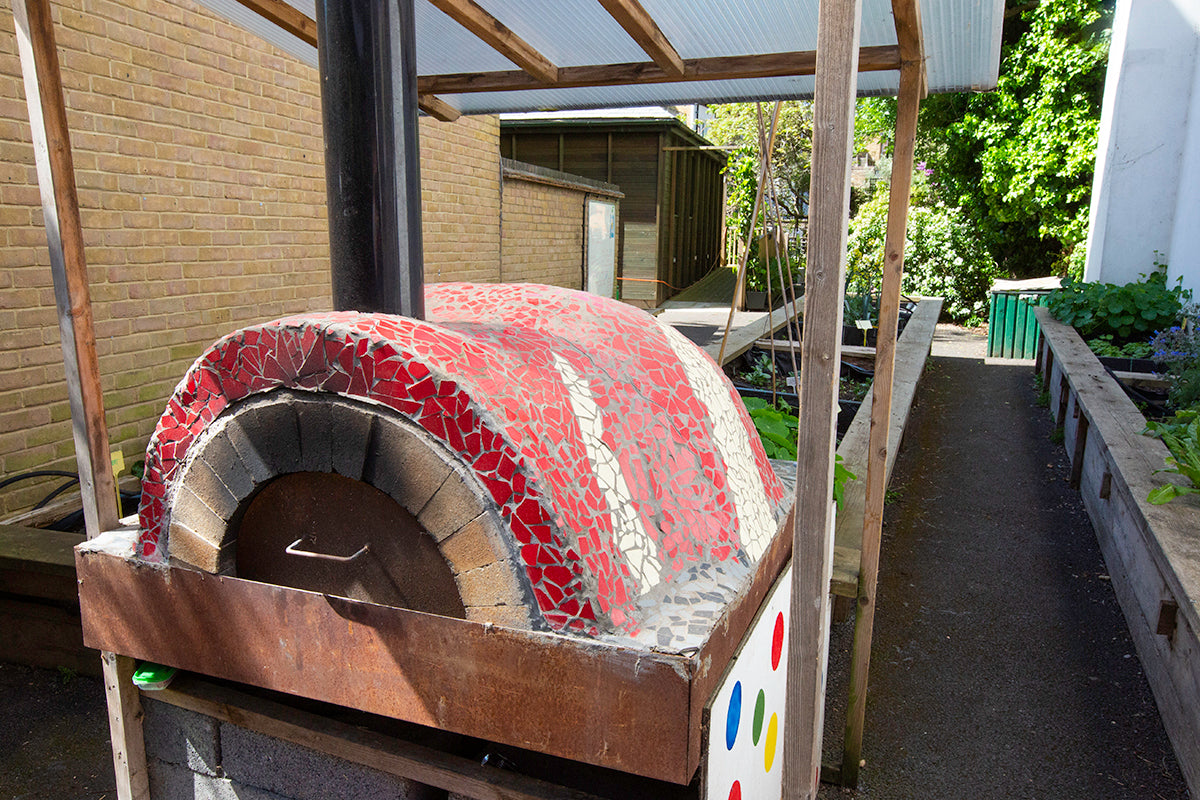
234;0;317;46
12;2;148;798
597;0;685;77
840;59;922;788
154;677;609;800
783;0;863;796
426;0;559;84
419;45;901;95
229;0;458;127
13;0;117;538
418;94;461;122
101;651;151;800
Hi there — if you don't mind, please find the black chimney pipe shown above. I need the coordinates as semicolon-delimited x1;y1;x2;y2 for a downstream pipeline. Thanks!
315;0;424;318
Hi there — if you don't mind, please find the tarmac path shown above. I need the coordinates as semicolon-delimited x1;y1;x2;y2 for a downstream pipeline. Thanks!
821;326;1189;799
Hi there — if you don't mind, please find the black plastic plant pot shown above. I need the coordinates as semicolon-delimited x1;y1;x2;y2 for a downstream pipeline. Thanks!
843;325;877;347
1098;356;1159;374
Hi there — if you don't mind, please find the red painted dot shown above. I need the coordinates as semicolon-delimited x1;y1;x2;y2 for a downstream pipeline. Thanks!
771;612;784;670
728;780;741;800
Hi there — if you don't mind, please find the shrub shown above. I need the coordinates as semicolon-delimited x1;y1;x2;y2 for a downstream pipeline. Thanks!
846;180;1001;324
1086;335;1154;359
1046;270;1190;343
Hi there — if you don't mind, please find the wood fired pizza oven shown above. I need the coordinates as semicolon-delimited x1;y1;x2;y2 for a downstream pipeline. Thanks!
135;283;790;649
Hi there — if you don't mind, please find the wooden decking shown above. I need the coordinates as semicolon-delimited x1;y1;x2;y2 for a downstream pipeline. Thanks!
656;267;802;366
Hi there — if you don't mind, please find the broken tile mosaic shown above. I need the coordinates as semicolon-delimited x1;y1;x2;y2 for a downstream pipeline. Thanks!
138;283;788;644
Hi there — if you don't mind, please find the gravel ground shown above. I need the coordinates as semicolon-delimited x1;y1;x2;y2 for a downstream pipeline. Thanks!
0;325;1190;799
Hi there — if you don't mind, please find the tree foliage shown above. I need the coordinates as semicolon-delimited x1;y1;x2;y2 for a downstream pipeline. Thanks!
920;0;1113;276
847;179;1001;323
709;102;814;226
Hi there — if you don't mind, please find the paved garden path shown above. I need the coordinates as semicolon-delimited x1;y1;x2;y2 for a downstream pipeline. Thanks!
821;326;1190;799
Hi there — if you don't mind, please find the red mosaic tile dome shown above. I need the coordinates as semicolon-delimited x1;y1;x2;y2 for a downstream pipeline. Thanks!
138;283;788;640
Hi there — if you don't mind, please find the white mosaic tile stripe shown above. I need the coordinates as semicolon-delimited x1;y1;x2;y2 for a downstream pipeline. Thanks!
656;323;777;561
551;353;665;594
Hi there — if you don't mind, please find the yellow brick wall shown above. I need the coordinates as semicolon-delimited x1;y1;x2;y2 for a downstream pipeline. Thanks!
0;0;502;517
422;115;502;284
500;179;584;289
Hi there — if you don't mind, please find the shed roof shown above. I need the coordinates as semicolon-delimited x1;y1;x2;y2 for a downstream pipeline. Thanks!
191;0;1003;117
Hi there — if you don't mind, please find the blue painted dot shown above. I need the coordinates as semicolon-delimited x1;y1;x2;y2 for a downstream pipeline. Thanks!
725;681;742;750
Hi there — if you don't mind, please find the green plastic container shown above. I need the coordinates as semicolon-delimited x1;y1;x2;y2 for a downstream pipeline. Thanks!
987;281;1057;359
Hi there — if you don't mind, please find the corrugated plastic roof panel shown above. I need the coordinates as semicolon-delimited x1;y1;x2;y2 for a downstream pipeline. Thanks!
922;0;1005;91
189;0;1005;115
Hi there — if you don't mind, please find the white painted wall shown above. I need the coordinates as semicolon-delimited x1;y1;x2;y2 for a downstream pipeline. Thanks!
1084;0;1200;295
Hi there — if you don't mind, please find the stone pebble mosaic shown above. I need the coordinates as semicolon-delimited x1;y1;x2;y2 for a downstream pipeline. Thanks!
139;283;788;646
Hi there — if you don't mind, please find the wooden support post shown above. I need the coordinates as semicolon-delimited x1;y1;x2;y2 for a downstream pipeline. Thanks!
13;0;115;539
840;59;922;788
1070;413;1089;490
783;0;862;795
12;2;149;797
1057;374;1071;427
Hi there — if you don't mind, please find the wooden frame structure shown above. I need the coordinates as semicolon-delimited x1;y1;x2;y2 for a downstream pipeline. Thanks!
8;0;995;798
1036;310;1200;796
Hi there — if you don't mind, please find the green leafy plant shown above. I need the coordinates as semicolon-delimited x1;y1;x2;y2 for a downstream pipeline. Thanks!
737;352;777;389
844;285;878;327
840;374;871;403
1046;270;1190;343
912;0;1111;277
832;454;857;512
1086;335;1155;359
743;397;798;459
1143;411;1200;504
1149;319;1200;409
742;397;857;509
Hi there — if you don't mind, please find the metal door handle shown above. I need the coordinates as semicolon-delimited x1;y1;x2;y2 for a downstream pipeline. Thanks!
285;538;369;563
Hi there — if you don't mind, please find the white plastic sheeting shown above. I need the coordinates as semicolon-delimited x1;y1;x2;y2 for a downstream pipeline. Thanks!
188;0;1004;114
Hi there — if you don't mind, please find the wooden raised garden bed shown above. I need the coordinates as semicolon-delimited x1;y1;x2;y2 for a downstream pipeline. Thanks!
1035;307;1200;795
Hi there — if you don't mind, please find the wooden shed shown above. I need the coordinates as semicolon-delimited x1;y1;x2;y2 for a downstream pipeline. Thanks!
500;117;726;307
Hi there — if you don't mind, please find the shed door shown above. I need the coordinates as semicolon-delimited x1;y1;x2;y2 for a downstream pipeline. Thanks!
586;198;617;297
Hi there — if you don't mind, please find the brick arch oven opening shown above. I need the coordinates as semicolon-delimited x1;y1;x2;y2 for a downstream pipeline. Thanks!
137;283;790;646
163;390;535;628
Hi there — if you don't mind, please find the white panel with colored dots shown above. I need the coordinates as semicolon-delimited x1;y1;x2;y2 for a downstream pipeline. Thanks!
704;563;791;800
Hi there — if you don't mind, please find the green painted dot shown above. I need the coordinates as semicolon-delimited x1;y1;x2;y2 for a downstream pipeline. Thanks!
752;689;766;745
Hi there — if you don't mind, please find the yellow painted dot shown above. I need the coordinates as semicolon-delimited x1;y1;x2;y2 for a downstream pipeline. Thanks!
764;713;779;772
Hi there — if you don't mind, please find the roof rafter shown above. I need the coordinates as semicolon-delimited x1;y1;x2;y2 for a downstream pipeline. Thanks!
233;0;316;47
419;45;902;95
596;0;685;78
418;93;462;122
232;0;464;120
426;0;560;85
